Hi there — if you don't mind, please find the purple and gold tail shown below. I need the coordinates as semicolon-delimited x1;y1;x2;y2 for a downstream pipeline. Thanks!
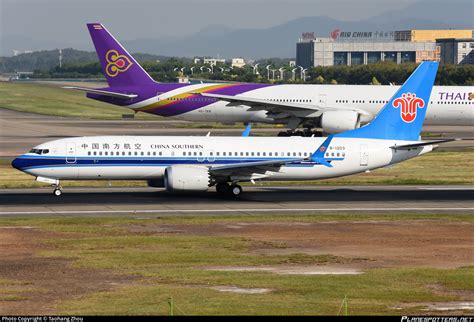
87;23;156;87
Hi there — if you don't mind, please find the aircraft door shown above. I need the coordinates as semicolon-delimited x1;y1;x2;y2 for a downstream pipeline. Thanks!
359;144;369;167
317;94;327;107
66;142;76;164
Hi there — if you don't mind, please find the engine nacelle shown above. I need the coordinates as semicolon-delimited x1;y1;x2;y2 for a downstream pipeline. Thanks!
164;165;211;192
320;110;361;133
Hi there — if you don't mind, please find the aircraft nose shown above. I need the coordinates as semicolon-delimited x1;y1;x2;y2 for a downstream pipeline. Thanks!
11;157;22;170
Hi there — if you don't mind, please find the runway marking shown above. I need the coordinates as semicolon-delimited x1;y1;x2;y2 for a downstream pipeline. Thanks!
0;207;473;215
418;187;474;190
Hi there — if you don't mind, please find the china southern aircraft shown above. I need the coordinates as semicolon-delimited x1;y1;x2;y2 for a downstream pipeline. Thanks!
13;61;456;197
65;23;473;136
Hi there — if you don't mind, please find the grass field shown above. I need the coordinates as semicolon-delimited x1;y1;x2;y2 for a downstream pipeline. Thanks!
2;150;473;189
1;214;472;315
0;82;158;119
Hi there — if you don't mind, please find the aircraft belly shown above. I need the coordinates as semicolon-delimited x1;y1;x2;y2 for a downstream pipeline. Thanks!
77;166;166;180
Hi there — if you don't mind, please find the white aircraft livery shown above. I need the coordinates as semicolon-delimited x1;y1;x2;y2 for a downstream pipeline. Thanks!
13;61;456;196
65;23;473;135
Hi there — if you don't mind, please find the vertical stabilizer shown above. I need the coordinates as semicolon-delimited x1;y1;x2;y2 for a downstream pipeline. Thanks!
87;23;155;87
337;61;439;141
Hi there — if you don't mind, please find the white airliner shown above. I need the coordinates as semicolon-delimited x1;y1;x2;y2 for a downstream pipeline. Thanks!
13;61;456;196
65;23;473;135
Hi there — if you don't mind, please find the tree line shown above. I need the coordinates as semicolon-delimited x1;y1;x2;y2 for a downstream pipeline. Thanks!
3;49;472;85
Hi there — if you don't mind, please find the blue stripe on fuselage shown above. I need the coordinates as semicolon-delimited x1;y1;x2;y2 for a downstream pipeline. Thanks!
13;155;343;170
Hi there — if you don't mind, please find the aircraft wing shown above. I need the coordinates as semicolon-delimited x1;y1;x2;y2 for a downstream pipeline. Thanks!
209;136;335;178
63;86;138;99
209;158;303;179
195;92;371;119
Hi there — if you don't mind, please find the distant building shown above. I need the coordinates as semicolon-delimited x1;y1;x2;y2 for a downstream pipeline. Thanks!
231;58;246;68
193;58;201;64
203;57;226;65
289;60;296;67
13;49;33;56
296;29;473;68
437;38;474;64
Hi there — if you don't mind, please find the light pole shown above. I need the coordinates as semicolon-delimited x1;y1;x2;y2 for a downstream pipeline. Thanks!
298;65;304;80
180;67;185;75
190;66;195;75
278;67;285;80
265;65;271;80
218;67;225;73
271;69;276;80
253;63;260;75
302;68;308;82
291;68;298;81
173;67;179;72
200;66;206;73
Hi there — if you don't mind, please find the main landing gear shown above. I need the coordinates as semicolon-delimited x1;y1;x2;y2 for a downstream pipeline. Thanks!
277;129;323;137
216;182;242;197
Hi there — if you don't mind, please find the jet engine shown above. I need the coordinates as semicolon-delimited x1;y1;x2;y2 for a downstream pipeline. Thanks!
164;165;211;192
320;110;361;133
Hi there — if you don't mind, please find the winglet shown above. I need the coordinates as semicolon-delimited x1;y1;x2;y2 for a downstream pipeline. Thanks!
309;135;334;167
242;123;252;137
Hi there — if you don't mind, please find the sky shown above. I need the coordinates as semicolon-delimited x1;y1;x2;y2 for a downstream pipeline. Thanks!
1;0;417;48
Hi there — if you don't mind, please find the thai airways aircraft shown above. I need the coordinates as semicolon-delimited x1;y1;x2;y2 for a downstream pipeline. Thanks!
14;61;456;196
64;23;473;136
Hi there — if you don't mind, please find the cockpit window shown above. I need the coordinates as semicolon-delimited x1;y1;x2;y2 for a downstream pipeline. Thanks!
29;149;49;155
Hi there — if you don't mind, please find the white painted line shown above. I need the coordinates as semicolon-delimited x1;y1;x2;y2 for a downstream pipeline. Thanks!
418;187;474;190
0;207;473;215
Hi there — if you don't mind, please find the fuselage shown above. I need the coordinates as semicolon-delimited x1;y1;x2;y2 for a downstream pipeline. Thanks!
89;84;473;126
12;136;431;183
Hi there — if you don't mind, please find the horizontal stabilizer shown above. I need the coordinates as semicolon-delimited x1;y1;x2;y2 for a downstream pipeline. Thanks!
63;86;138;99
390;139;460;150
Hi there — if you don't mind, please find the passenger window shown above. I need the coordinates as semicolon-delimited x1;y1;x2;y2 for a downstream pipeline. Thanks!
93;151;97;156
88;151;91;156
128;152;132;156
122;152;126;156
141;152;144;156
223;152;226;156
104;152;108;156
99;151;102;156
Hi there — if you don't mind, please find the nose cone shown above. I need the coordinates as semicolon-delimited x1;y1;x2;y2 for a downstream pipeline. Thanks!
11;157;22;170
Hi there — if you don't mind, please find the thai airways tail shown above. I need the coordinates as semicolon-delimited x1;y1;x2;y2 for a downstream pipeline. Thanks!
336;61;439;141
86;23;156;87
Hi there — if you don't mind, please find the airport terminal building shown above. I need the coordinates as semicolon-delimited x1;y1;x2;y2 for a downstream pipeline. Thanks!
296;29;474;68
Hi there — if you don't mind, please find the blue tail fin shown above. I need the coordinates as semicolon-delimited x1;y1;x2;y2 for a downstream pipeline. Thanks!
336;61;439;141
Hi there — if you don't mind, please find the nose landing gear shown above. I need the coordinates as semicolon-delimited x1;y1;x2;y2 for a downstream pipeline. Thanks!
52;183;62;196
